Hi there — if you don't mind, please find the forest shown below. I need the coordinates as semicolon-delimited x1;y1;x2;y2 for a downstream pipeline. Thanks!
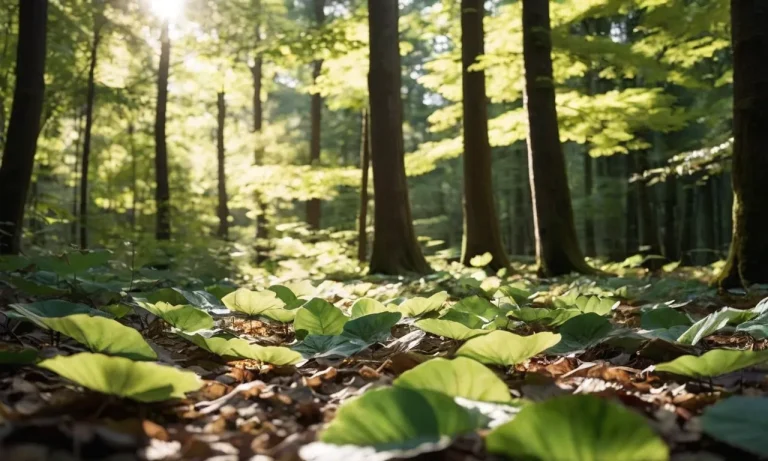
0;0;767;459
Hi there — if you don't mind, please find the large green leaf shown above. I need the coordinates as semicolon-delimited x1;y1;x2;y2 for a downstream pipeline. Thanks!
457;331;561;366
350;298;390;319
9;300;113;329
677;308;757;345
415;318;490;340
701;396;768;457
178;331;302;366
394;357;512;403
39;353;202;402
507;307;582;326
342;312;401;344
2;275;67;296
548;313;615;355
486;395;669;461
569;296;618;316
136;288;188;306
452;296;502;322
655;349;768;378
135;301;214;332
293;298;348;339
735;313;768;340
222;288;294;322
397;291;449;317
292;335;369;359
41;314;157;361
641;308;692;330
318;387;483;450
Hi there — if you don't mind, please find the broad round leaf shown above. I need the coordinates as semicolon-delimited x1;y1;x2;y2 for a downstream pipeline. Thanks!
397;292;449;317
677;308;757;345
394;357;512;403
293;298;348;339
319;387;483;449
39;353;202;402
486;395;669;461
641;307;692;330
350;298;390;319
9;300;113;329
222;288;294;322
655;349;768;378
548;313;614;355
293;335;369;359
701;396;768;457
178;332;302;366
415;318;490;340
507;307;582;326
135;301;214;332
41;314;157;361
457;331;561;366
342;312;401;343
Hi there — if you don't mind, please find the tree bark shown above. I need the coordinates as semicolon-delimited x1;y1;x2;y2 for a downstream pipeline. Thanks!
357;109;370;262
154;21;171;241
367;0;431;275
306;0;325;230
522;0;593;276
583;149;597;257
634;150;665;270
79;15;103;250
459;0;511;271
250;9;269;257
0;0;47;255
717;0;768;288
71;111;84;244
663;173;679;260
216;91;229;240
129;122;137;232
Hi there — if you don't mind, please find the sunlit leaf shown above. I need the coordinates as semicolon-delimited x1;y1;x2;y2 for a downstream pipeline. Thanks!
39;353;202;402
342;312;401;344
415;318;491;340
350;298;390;319
293;334;369;359
548;313;615;355
178;331;302;366
135;301;214;332
457;331;561;366
507;307;582;326
677;308;756;345
293;298;348;339
397;291;449;317
222;288;295;322
9;300;113;329
655;349;768;378
394;357;512;403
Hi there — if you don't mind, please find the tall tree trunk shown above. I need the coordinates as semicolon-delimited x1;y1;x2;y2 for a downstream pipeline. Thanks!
129;122;137;233
251;7;269;261
367;0;431;275
583;150;597;257
522;0;592;276
634;150;665;270
357;109;370;262
625;154;639;257
0;0;47;255
306;0;325;230
71;111;84;244
663;174;679;260
514;146;527;256
700;179;717;264
680;181;696;266
154;21;171;241
216;91;229;240
459;0;510;271
79;17;102;250
717;0;768;288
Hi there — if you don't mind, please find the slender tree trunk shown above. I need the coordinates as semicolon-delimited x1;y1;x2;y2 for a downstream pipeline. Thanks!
251;10;269;261
663;174;679;260
459;0;510;271
514;146;527;256
306;0;325;230
625;155;639;257
154;21;171;241
0;0;47;255
717;0;768;288
367;0;431;275
71;111;84;244
583;150;597;257
680;181;696;266
357;109;370;262
634;150;665;270
129;122;137;232
216;91;229;240
522;0;593;276
79;18;102;250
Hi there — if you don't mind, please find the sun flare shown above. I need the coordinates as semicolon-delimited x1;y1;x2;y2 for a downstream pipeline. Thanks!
150;0;185;21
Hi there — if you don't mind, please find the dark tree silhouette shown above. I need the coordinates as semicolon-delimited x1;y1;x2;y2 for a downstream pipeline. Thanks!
216;91;229;240
154;21;172;241
306;0;325;229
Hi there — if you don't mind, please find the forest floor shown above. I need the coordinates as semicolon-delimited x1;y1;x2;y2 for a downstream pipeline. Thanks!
0;252;767;461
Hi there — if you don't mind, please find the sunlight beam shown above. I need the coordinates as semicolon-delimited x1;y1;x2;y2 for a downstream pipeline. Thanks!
150;0;185;21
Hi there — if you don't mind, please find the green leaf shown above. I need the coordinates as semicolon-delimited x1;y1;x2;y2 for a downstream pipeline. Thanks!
548;313;615;355
178;331;302;366
32;250;111;275
397;291;449;317
135;301;214;332
38;353;202;402
735;313;768;340
572;296;618;316
40;314;157;361
292;335;369;359
2;276;67;296
9;300;113;329
350;298;389;319
507;307;582;326
319;387;483;450
655;349;768;378
268;285;299;305
677;308;757;345
486;395;669;461
394;357;512;403
0;348;38;365
222;288;294;322
470;252;493;267
205;284;237;300
701;396;768;457
341;312;401;344
641;307;692;330
293;298;348;339
415;318;491;340
451;296;506;323
137;288;188;306
174;288;226;312
494;284;533;306
281;280;317;298
457;331;561;366
99;303;133;319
